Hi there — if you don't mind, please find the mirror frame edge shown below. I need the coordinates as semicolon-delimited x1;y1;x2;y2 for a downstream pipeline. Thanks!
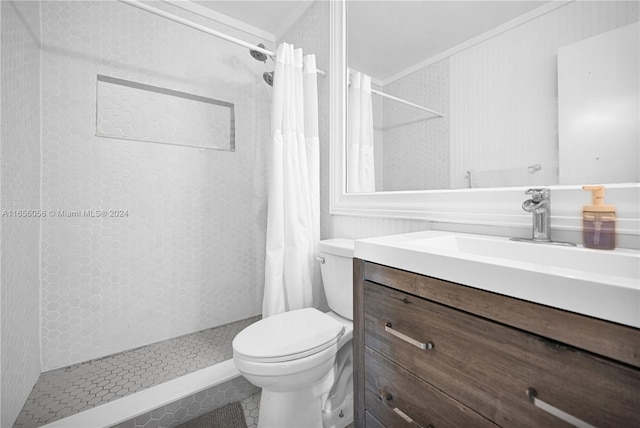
329;0;347;218
328;0;639;237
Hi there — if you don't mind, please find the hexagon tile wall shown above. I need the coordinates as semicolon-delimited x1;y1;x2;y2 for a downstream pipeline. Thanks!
39;0;271;370
1;1;43;426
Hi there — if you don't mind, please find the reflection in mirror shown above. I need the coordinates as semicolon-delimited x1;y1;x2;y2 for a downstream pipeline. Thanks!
346;1;639;193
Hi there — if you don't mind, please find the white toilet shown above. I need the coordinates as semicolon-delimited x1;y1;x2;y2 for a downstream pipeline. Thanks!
233;239;355;428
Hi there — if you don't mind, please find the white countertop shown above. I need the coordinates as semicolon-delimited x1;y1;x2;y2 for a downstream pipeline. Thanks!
355;231;640;329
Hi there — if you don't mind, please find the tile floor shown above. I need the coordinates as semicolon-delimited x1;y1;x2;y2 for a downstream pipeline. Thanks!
13;316;260;428
240;391;261;428
112;377;259;428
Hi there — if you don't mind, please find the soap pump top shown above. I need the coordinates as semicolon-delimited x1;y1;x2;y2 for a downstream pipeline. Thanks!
582;185;615;213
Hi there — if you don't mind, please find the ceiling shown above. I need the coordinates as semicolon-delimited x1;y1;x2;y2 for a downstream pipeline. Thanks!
347;1;549;81
195;1;313;39
197;0;550;81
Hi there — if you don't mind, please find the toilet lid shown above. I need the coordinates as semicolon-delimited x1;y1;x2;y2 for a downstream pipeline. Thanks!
233;308;345;363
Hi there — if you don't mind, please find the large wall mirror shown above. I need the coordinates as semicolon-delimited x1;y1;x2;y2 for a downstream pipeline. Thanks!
344;0;639;194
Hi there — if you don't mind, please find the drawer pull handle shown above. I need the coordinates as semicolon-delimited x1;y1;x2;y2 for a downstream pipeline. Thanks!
392;407;432;428
379;388;433;428
526;388;596;428
385;322;434;350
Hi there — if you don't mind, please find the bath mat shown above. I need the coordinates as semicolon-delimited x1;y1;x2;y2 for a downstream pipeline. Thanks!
177;402;247;428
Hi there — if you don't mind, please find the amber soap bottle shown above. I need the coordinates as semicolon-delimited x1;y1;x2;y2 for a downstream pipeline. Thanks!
582;185;616;250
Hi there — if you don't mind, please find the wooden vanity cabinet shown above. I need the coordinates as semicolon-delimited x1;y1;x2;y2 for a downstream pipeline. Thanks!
353;259;640;428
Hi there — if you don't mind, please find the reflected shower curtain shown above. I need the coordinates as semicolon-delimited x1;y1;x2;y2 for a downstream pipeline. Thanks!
263;43;320;318
347;71;375;193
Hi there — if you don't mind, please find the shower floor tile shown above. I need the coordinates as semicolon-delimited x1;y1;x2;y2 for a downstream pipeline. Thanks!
13;316;260;428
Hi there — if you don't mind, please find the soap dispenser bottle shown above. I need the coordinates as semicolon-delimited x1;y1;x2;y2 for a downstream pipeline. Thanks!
582;185;616;250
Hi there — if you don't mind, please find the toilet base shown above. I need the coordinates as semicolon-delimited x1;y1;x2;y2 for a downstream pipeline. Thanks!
322;339;353;428
256;347;353;428
257;382;353;428
258;386;324;428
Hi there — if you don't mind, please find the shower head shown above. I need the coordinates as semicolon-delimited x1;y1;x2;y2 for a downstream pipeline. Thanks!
250;43;269;62
249;43;273;86
263;71;274;87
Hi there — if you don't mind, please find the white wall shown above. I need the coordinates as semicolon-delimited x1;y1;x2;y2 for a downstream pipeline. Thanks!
449;0;639;188
0;1;42;425
39;1;270;370
332;216;430;240
558;22;639;185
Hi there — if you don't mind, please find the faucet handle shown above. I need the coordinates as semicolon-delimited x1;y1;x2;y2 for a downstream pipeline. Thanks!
525;188;550;201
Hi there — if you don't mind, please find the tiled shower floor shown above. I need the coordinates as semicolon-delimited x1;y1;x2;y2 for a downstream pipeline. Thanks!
14;316;260;428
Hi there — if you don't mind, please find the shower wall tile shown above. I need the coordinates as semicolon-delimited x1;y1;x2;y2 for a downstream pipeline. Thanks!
95;76;234;150
0;1;42;426
39;1;270;370
382;59;450;191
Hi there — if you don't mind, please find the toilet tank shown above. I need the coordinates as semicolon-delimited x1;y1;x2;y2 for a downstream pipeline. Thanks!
318;239;354;320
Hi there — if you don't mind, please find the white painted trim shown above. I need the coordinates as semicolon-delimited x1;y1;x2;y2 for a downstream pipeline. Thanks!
40;360;240;428
381;1;572;86
161;0;275;43
330;0;347;219
38;0;44;372
370;76;384;87
274;1;315;40
330;183;640;236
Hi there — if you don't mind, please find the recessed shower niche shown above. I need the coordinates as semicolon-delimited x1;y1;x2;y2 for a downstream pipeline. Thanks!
96;75;235;151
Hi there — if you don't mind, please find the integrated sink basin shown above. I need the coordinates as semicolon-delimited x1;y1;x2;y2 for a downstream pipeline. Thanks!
355;231;640;328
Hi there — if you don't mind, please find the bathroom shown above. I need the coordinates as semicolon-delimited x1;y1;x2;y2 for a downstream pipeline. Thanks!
1;0;638;427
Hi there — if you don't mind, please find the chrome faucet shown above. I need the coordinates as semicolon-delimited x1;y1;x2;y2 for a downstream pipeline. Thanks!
511;188;576;246
522;188;551;241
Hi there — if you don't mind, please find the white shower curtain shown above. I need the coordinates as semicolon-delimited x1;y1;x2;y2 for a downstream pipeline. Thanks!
263;43;320;318
347;71;375;193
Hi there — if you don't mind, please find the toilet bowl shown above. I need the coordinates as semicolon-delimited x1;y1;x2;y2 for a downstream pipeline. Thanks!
232;239;355;428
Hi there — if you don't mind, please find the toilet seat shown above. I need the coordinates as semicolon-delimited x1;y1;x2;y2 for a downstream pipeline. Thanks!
233;308;345;363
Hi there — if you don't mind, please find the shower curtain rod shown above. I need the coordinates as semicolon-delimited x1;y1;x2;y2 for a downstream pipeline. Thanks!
370;88;444;117
118;0;327;77
349;70;444;117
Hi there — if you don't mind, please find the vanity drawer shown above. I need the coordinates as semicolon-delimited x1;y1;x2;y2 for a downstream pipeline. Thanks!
365;410;385;428
364;346;496;428
364;281;640;427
